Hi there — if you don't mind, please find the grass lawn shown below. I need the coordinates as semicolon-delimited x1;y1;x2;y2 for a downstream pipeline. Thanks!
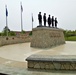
65;36;76;41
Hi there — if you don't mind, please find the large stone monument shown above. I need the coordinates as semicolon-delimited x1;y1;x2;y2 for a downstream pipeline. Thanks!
31;27;65;48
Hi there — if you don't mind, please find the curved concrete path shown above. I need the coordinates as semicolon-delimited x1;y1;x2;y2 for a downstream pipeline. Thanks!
0;41;76;75
0;43;43;62
0;41;76;62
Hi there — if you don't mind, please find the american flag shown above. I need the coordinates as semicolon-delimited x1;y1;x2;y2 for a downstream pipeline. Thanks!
32;14;34;22
21;2;23;12
6;5;8;16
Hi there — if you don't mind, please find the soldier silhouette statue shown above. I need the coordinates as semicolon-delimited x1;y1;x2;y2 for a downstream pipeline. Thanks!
38;12;58;28
38;12;42;26
55;18;58;28
43;13;46;26
47;15;51;27
51;16;54;28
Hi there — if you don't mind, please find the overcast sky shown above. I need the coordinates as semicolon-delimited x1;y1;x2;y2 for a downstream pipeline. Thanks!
0;0;76;32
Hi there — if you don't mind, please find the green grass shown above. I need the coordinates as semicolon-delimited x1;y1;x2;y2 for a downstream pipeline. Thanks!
65;36;76;41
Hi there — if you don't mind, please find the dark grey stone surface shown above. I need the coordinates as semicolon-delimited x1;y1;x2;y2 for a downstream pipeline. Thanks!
26;55;76;62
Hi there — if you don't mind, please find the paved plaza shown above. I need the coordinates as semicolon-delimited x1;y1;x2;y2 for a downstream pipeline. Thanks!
0;41;76;74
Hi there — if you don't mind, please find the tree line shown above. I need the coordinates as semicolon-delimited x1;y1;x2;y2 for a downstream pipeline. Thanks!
63;30;76;37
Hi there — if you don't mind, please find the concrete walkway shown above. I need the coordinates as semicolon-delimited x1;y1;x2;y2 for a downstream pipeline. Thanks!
0;41;76;62
36;41;76;55
0;41;76;74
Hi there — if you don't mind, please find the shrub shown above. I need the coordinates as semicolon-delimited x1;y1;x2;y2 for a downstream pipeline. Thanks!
29;31;32;36
10;31;16;36
21;30;26;34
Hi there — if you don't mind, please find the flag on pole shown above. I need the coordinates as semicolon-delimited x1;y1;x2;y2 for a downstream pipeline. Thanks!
6;6;8;17
32;13;34;29
21;2;23;12
32;14;34;22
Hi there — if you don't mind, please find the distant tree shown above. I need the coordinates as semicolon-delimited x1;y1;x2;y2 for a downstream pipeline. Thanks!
2;26;15;36
64;30;76;38
29;31;32;36
2;26;10;36
3;26;10;32
10;31;16;36
63;30;66;36
0;33;1;36
75;30;76;36
21;30;26;34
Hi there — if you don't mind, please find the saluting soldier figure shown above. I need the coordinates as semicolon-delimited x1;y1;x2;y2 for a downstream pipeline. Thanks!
48;15;51;27
55;18;58;28
38;12;42;26
51;16;54;27
43;13;46;26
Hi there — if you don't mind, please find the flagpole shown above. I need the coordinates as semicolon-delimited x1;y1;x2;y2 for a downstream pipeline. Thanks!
32;20;33;30
20;2;23;32
6;14;8;36
5;5;8;36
